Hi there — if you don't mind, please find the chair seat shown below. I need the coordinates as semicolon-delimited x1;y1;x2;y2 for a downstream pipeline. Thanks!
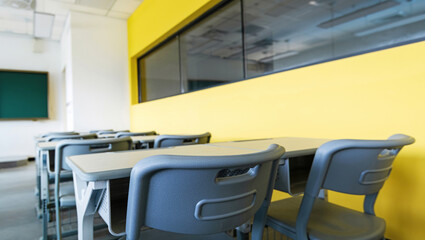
48;171;73;182
60;194;76;207
59;181;74;196
59;182;76;207
267;196;386;240
138;228;234;240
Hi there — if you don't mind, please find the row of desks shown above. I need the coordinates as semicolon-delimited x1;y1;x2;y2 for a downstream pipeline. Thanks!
68;137;329;239
36;136;330;240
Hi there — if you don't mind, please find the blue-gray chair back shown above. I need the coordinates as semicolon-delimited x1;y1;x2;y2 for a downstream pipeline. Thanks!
153;132;211;148
55;137;133;171
98;130;130;135
89;129;113;133
115;131;157;138
294;134;415;239
305;134;415;197
125;144;285;240
40;132;78;138
46;133;97;142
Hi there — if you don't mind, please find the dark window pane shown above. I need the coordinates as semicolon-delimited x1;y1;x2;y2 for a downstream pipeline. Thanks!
138;37;180;101
243;0;425;78
180;0;243;92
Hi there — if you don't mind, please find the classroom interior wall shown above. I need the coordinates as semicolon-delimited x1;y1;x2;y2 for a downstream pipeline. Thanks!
63;12;130;132
127;1;425;239
0;11;130;157
0;33;64;156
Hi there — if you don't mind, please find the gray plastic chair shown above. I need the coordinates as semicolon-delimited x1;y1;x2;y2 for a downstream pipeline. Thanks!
98;130;130;135
54;137;133;240
46;133;97;142
115;131;157;138
46;133;98;182
251;134;415;240
153;132;211;148
40;131;78;138
89;129;114;133
125;144;285;240
116;131;158;149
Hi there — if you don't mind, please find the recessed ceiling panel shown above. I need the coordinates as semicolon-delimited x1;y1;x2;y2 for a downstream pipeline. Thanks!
76;0;115;10
0;0;35;10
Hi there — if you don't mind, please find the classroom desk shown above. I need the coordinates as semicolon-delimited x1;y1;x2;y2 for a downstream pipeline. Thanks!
35;135;158;201
66;137;329;240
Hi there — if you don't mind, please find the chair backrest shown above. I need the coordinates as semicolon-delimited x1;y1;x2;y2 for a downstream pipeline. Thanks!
153;132;211;148
40;132;78;138
125;144;285;240
54;137;133;172
89;129;113;133
305;134;415;197
115;131;157;138
294;134;415;239
46;133;97;142
98;130;130;135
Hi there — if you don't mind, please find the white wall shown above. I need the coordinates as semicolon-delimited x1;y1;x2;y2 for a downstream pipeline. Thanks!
65;12;130;132
0;12;130;157
0;33;64;157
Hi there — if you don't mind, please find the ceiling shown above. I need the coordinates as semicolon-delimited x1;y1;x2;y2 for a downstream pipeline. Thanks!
0;0;143;41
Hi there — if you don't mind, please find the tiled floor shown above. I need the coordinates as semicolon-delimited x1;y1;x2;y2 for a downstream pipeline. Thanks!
0;162;116;240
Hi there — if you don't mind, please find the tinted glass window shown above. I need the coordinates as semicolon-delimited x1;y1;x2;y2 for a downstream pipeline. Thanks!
138;0;425;102
243;0;425;77
180;0;243;93
138;37;180;101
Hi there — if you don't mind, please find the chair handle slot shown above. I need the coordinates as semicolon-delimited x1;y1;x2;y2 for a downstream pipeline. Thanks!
359;166;392;185
194;190;256;221
89;144;112;152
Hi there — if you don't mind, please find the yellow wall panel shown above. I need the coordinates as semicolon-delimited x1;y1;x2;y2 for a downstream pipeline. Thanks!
128;1;425;238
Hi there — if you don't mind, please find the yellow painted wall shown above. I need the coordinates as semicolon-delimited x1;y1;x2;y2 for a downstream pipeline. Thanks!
128;1;425;238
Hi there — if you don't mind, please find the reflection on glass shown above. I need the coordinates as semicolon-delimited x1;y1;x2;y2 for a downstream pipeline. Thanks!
180;0;243;92
138;37;180;101
243;0;425;78
138;0;425;102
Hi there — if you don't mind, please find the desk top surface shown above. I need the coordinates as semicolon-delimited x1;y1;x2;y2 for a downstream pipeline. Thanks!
211;137;329;158
37;141;56;150
67;137;329;182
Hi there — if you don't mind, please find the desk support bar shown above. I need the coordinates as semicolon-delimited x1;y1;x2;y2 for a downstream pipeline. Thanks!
73;172;106;240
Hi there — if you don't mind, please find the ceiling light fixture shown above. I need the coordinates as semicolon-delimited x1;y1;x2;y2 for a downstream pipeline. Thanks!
355;13;425;37
317;0;400;29
33;12;55;39
260;50;299;63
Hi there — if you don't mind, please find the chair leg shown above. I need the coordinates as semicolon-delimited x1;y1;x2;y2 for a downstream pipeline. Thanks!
237;231;249;240
251;202;270;240
41;199;48;240
55;199;62;240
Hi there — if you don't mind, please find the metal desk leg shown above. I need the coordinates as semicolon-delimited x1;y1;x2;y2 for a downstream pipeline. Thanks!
73;173;106;240
40;165;50;240
35;147;42;218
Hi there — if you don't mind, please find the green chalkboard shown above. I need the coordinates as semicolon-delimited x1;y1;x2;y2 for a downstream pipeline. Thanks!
0;70;48;119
